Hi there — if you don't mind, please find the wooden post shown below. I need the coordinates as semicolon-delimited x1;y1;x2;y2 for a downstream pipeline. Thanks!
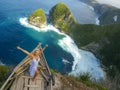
0;43;53;90
0;43;41;90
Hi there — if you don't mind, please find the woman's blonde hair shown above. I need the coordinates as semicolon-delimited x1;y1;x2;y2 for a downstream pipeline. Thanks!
35;49;40;51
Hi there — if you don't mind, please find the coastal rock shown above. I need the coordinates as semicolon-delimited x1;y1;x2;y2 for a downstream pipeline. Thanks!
81;42;101;58
28;9;46;28
79;0;120;25
99;9;120;25
49;3;76;31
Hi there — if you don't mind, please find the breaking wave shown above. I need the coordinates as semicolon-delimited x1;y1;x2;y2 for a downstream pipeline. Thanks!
0;60;5;65
19;17;105;80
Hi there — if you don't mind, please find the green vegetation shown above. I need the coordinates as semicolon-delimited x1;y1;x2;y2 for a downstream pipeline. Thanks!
50;69;108;90
68;23;120;78
50;69;59;74
25;2;120;89
0;65;9;87
28;9;46;28
69;74;108;90
49;2;76;31
50;3;120;80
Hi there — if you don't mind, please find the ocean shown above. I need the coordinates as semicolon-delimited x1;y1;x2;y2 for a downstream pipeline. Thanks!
0;0;104;80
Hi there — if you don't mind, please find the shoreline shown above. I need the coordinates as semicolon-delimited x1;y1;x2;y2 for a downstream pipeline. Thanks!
19;17;105;80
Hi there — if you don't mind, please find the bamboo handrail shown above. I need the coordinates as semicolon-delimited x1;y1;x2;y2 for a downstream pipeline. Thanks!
0;43;53;90
0;43;41;90
40;45;51;76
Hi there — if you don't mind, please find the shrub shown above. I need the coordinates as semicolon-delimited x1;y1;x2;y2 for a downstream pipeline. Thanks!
0;65;9;87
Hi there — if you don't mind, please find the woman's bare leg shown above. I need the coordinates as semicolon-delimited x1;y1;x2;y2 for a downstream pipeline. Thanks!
32;69;39;81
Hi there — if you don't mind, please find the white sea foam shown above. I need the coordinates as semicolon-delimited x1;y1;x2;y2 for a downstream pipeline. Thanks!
58;34;105;80
62;59;71;64
19;17;64;34
77;0;94;11
88;5;94;11
19;17;105;80
95;0;120;9
113;15;118;22
0;60;5;65
96;17;100;25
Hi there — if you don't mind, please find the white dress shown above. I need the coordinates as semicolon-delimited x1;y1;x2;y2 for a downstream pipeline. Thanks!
29;57;40;77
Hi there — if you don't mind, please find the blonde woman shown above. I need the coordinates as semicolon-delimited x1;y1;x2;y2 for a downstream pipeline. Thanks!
17;45;47;81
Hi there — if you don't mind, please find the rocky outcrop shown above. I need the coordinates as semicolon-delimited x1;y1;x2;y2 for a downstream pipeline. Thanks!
53;73;97;90
49;2;76;31
81;42;102;58
28;9;46;28
99;9;120;25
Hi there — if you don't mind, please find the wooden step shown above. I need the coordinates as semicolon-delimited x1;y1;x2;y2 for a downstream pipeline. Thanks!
22;76;43;80
25;85;39;88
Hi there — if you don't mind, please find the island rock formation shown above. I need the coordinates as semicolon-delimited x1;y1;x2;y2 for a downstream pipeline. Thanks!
49;3;76;31
28;9;46;28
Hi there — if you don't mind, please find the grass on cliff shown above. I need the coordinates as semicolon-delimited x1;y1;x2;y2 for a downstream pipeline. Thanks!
68;23;120;77
50;68;108;90
28;9;46;23
69;73;108;90
50;2;120;80
0;65;9;87
49;3;76;31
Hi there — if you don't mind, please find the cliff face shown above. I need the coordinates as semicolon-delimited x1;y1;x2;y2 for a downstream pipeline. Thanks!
53;73;96;90
99;9;120;25
28;9;46;28
49;3;76;32
49;3;120;85
0;65;9;87
67;23;120;81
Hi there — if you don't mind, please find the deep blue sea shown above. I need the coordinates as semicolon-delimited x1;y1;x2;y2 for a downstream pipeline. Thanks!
0;0;104;80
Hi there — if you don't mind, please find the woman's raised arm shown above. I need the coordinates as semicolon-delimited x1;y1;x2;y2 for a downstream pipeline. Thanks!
17;46;34;58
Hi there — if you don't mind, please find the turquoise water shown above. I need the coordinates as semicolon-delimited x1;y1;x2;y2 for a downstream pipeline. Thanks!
0;0;104;80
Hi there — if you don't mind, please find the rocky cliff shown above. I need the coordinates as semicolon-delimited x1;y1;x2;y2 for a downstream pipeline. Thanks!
28;9;46;28
49;3;76;32
49;3;120;89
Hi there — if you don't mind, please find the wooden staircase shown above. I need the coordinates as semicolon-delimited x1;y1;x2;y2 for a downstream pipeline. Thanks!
0;43;53;90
